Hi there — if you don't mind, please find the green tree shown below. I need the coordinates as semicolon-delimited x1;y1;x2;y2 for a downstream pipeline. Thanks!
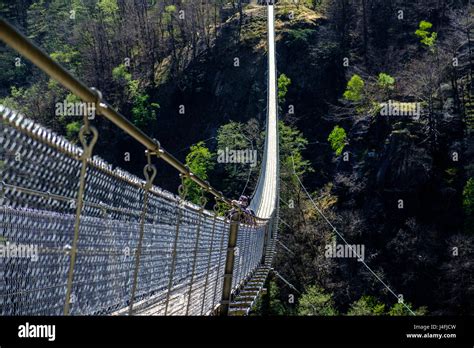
415;20;437;49
97;0;118;25
267;281;287;315
50;46;80;70
27;0;49;42
343;74;365;102
347;296;385;315
297;285;338;315
327;125;347;156
71;0;87;20
131;94;160;129
162;5;177;27
252;279;287;316
279;120;313;211
0;86;22;111
184;141;214;204
66;121;81;141
377;73;395;91
27;0;78;53
388;302;428;316
216;120;260;198
112;64;159;128
279;121;312;176
285;28;314;50
112;64;137;97
278;73;292;105
215;119;312;216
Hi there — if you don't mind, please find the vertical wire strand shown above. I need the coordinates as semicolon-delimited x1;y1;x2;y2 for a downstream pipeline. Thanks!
64;125;98;315
200;210;217;315
128;156;157;315
185;193;207;315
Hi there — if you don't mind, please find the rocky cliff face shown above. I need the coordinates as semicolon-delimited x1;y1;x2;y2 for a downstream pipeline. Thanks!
147;4;342;189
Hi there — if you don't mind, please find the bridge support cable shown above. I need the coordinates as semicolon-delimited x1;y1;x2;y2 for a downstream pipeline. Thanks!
272;269;324;314
276;239;295;256
290;156;417;316
273;270;301;294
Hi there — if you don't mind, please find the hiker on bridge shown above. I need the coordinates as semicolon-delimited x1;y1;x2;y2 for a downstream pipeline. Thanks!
228;195;256;226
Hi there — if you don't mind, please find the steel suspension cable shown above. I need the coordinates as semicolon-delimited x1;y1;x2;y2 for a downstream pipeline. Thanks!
290;156;416;316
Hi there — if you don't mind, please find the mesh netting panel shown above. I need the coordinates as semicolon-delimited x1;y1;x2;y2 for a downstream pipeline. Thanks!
0;106;267;315
232;223;266;290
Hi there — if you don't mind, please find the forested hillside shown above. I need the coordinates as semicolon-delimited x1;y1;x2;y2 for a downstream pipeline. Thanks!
0;0;472;315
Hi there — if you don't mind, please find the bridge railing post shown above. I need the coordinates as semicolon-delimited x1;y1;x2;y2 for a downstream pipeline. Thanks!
260;222;270;265
219;212;240;316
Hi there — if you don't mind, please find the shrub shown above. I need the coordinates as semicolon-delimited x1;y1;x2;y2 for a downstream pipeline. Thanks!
328;125;347;156
343;74;365;102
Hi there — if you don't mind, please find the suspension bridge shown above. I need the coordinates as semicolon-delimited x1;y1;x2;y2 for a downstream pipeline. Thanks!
0;3;279;316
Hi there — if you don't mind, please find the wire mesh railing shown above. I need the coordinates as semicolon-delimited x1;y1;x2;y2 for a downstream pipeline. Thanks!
0;106;267;315
0;9;277;316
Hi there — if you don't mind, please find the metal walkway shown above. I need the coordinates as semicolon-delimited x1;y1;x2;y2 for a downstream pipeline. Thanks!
249;4;279;220
229;4;280;316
